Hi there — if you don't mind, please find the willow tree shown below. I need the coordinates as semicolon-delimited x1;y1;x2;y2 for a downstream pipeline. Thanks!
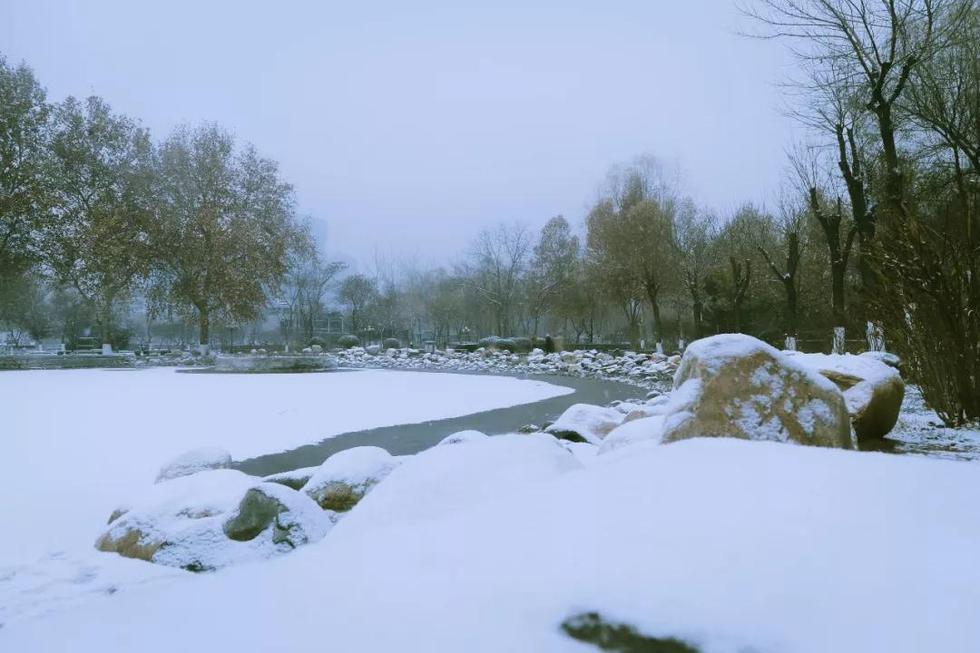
152;124;308;352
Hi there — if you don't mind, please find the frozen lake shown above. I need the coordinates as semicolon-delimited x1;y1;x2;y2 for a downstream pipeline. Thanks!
0;367;573;567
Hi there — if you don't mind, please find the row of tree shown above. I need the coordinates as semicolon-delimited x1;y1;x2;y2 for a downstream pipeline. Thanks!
0;56;311;350
2;0;976;425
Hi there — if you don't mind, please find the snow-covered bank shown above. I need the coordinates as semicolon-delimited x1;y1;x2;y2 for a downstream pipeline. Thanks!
333;345;679;388
3;436;979;652
0;368;571;567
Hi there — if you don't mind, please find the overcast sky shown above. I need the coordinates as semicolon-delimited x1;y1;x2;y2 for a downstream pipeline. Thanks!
1;0;798;269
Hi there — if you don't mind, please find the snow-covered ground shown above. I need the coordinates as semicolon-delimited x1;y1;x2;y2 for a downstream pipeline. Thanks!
0;368;571;568
3;361;980;651
3;436;979;652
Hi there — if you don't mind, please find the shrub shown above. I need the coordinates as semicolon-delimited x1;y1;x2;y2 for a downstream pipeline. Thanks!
495;338;517;352
337;334;360;349
510;336;532;353
382;338;400;349
308;336;325;347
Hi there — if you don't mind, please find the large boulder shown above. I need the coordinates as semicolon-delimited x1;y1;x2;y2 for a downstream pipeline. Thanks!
661;334;853;449
786;352;905;440
155;446;232;483
302;446;400;512
545;403;624;445
96;470;331;571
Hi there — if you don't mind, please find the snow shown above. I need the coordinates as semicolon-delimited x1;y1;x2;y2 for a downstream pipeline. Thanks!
155;446;232;482
678;334;842;397
0;367;572;567
3;437;979;651
785;351;902;415
544;403;624;444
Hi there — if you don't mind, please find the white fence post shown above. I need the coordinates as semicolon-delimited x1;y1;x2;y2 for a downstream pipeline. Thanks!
866;321;885;352
832;327;845;355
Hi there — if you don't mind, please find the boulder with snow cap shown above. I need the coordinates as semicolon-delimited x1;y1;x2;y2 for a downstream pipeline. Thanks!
661;334;853;449
302;446;400;512
437;430;489;446
786;352;905;440
155;446;232;483
545;403;624;444
95;470;331;571
262;466;320;491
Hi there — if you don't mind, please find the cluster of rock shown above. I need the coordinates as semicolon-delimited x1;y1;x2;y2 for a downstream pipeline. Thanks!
96;445;401;571
94;334;905;573
540;334;904;451
211;353;336;373
333;346;679;388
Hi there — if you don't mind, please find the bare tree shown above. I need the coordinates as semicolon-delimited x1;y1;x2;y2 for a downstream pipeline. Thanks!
465;223;531;336
744;0;970;223
674;203;716;339
337;274;377;335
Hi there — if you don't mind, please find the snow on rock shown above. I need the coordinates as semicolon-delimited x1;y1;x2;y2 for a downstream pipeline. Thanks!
262;465;320;490
302;446;400;512
155;446;232;483
340;433;582;528
94;470;331;571
437;429;490;446
560;440;599;465
545;403;625;444
598;415;667;454
662;334;853;449
786;351;905;440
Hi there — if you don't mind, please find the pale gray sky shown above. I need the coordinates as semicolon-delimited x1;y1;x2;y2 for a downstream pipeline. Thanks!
1;0;798;267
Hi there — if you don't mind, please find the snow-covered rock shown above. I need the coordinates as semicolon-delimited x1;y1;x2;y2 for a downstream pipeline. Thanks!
786;352;905;440
599;415;668;454
302;446;400;512
340;433;582;526
263;465;320;490
155;446;232;483
437;430;489;446
95;470;331;571
544;403;624;444
662;334;853;449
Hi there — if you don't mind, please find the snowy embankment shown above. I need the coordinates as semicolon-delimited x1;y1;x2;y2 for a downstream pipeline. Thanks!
333;345;679;388
3;436;979;652
0;368;571;568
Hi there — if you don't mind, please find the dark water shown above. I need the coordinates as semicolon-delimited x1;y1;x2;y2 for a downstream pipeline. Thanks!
235;371;648;477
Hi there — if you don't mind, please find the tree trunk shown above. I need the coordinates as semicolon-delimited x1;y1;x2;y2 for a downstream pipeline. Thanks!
198;307;210;349
831;260;846;328
647;287;664;347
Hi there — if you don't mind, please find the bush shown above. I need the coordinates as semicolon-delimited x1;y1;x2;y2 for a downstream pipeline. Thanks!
308;336;325;347
382;338;400;350
495;338;517;352
478;336;500;348
543;335;556;354
510;336;532;353
337;334;360;349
